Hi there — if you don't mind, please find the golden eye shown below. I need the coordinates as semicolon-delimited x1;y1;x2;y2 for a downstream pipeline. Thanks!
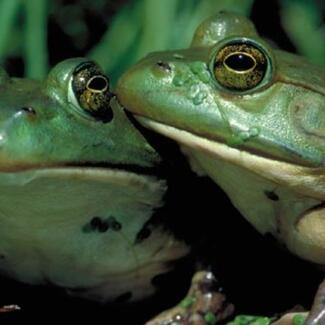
214;42;267;91
71;62;113;122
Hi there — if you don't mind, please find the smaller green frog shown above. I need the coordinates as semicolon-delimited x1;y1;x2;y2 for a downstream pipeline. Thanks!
0;58;190;303
117;11;325;324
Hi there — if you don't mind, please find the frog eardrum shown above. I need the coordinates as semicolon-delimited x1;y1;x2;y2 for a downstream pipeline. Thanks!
71;61;113;122
212;39;270;91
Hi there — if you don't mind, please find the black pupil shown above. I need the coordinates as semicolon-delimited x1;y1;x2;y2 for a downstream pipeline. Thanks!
88;76;108;91
225;53;255;71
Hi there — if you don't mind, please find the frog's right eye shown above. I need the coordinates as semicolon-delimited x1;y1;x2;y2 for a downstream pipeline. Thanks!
69;61;113;122
212;39;272;92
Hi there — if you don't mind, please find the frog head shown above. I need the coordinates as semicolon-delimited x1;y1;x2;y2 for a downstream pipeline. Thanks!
117;11;325;167
0;58;161;170
117;12;325;265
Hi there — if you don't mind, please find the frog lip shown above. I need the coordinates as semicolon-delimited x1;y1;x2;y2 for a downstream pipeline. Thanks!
0;161;167;179
133;114;313;166
67;162;167;178
0;167;167;199
133;115;325;201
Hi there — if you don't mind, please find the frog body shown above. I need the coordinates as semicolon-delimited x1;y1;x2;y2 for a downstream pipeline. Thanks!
0;59;188;302
116;12;325;266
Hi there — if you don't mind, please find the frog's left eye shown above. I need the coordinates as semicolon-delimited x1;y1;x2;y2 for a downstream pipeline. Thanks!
69;61;113;122
212;40;271;91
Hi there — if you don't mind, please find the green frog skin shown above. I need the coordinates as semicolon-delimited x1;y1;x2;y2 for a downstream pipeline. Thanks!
116;12;325;324
0;58;188;303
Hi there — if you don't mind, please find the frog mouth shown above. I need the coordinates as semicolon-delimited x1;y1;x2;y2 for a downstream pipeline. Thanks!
134;115;325;201
0;165;166;185
0;158;167;179
67;161;167;178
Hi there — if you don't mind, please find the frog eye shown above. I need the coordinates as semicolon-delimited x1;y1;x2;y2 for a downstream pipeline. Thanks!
69;61;113;122
213;41;269;91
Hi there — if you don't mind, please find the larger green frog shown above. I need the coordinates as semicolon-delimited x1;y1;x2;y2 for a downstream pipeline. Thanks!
0;58;190;303
116;11;325;324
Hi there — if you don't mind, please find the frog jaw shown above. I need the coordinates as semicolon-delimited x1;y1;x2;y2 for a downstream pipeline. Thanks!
135;116;325;265
136;116;325;200
0;167;188;302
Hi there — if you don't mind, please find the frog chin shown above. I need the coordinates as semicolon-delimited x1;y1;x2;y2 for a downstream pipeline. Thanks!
135;115;325;201
0;167;191;302
135;116;325;266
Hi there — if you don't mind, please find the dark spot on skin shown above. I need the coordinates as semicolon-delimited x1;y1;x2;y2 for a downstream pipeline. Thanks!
82;216;109;233
90;216;102;228
264;190;279;201
107;216;122;231
114;291;133;303
82;216;121;234
156;61;172;72
98;221;109;233
92;217;111;233
135;225;152;244
0;254;5;259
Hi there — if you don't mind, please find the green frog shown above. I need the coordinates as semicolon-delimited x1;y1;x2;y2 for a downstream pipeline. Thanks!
116;11;325;324
0;58;237;325
0;58;191;303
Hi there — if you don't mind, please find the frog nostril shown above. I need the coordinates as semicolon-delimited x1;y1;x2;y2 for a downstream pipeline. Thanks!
156;61;172;72
20;107;36;115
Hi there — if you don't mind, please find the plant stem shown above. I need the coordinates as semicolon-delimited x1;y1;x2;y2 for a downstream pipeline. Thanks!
24;0;48;78
0;0;21;61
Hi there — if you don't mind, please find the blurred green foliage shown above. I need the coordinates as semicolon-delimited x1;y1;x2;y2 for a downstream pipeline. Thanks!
89;0;254;81
0;0;325;83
